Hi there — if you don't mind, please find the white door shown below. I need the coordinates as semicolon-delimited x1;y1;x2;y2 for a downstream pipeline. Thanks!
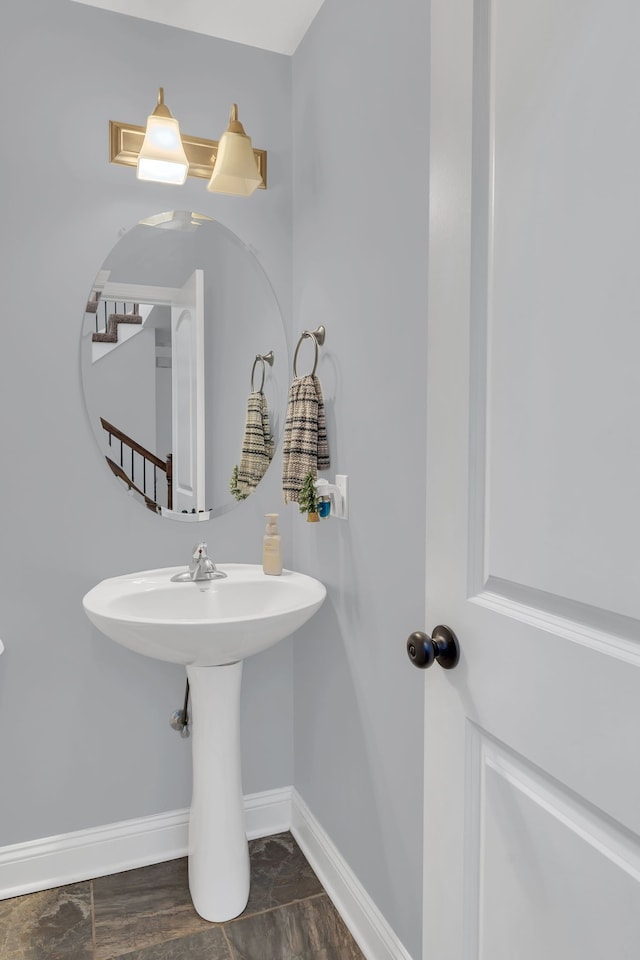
171;269;206;514
422;1;640;957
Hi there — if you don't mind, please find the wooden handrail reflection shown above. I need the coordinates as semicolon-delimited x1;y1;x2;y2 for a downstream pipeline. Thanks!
100;417;173;511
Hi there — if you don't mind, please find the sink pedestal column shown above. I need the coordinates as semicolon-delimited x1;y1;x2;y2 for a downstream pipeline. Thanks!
186;661;250;922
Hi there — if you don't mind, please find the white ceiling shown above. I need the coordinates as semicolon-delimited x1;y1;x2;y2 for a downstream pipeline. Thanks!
70;0;325;55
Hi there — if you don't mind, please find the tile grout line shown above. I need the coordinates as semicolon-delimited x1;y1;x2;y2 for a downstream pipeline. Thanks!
220;921;235;959
90;879;96;960
226;890;327;925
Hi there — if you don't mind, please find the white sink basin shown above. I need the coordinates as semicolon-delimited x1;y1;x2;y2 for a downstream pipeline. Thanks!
83;563;326;666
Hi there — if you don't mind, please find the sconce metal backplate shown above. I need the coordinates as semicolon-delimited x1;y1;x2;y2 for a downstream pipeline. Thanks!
109;120;267;189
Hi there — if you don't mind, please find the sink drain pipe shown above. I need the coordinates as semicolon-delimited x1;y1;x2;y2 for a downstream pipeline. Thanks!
170;679;190;738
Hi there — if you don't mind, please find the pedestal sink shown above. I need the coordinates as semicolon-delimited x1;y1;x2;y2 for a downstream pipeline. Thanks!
82;563;325;922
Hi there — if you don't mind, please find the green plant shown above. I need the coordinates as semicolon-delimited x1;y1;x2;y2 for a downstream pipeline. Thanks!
229;465;248;501
298;470;319;515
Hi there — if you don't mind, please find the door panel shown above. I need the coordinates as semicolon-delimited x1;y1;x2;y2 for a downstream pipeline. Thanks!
469;0;640;628
467;729;640;959
424;1;640;957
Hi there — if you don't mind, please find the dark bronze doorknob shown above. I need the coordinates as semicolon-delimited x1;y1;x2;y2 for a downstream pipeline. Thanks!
407;625;459;669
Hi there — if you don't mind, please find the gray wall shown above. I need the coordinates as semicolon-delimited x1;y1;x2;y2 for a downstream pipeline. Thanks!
0;0;293;842
291;2;429;957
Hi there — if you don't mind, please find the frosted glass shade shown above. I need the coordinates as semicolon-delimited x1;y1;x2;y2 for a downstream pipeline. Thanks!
207;131;262;197
137;115;188;185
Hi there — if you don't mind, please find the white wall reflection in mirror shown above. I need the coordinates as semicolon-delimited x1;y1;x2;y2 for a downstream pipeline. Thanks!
80;211;287;520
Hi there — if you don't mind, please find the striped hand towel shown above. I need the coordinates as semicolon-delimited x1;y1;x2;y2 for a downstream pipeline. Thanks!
232;392;274;499
282;374;330;503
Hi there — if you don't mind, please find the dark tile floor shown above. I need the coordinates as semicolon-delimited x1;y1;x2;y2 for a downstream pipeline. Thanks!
0;832;365;960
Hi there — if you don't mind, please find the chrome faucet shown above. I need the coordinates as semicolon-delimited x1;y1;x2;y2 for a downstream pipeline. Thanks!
170;542;227;583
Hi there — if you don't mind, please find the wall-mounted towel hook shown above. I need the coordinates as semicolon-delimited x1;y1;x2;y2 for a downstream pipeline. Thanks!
293;325;326;377
251;350;274;392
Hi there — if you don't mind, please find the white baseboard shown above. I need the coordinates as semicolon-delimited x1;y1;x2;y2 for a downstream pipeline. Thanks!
244;786;292;840
291;789;414;960
0;786;292;901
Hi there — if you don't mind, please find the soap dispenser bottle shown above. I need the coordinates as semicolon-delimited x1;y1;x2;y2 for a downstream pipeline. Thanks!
262;513;282;576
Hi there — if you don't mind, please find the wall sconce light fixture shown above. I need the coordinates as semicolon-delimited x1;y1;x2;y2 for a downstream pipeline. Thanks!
110;88;267;195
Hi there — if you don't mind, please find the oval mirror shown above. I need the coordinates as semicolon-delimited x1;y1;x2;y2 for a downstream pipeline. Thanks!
80;211;287;521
